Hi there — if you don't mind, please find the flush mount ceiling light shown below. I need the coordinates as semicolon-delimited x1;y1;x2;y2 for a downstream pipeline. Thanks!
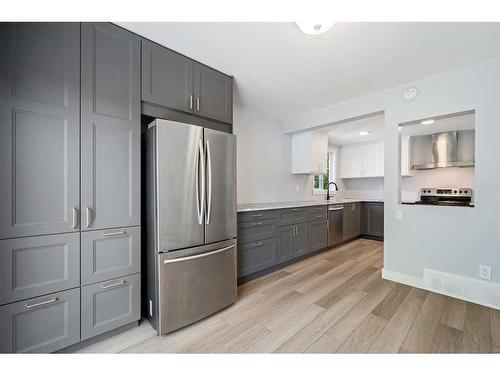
421;119;435;125
359;131;370;136
296;22;336;35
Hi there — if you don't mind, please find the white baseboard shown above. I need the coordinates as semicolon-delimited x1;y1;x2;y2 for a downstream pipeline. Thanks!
382;268;500;310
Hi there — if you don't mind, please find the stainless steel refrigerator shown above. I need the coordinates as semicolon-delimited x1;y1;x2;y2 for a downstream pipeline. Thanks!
146;119;237;335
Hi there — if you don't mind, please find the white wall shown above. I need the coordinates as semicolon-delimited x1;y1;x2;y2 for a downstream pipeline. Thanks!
233;101;319;204
282;58;500;288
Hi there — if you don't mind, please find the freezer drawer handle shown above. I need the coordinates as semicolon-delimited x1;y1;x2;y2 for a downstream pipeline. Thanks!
164;244;235;264
101;280;127;289
25;298;58;310
103;230;126;237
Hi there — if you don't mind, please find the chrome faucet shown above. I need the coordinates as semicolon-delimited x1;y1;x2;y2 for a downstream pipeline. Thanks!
326;182;338;201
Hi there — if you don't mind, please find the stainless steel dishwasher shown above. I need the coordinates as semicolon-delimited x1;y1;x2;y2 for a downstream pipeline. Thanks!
328;205;344;246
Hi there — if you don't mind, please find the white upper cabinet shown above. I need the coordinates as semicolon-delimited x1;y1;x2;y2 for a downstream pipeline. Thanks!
401;136;412;176
291;131;328;174
340;144;363;178
362;141;384;177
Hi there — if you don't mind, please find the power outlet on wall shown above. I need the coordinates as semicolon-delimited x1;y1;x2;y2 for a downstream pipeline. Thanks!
296;185;300;193
479;265;492;280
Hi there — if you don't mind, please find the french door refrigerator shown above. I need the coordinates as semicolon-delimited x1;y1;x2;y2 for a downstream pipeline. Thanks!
146;119;237;335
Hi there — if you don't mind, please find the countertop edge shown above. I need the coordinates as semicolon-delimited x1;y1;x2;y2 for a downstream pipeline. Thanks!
237;199;384;212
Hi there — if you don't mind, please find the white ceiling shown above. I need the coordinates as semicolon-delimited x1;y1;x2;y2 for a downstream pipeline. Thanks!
321;114;385;145
119;22;500;121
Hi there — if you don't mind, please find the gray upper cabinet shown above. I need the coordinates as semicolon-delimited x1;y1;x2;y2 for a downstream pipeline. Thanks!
194;63;233;124
0;23;80;239
81;23;141;230
142;40;194;112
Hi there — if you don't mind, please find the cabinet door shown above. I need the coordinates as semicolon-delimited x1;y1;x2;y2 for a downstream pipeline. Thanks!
0;233;80;305
0;23;80;239
401;136;412;176
363;142;384;177
308;220;328;252
0;288;80;353
81;273;140;340
340;144;363;178
344;203;361;239
277;225;294;263
81;23;141;230
141;40;194;113
362;203;384;237
194;63;233;124
293;223;309;257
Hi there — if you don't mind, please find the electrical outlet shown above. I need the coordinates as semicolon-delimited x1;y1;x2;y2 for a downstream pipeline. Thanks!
395;209;403;220
479;265;491;280
296;185;300;193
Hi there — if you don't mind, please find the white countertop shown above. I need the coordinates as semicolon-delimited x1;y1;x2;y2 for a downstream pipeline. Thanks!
237;198;384;212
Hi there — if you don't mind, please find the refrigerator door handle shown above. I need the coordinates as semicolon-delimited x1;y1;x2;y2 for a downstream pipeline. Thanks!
196;139;205;225
206;140;212;224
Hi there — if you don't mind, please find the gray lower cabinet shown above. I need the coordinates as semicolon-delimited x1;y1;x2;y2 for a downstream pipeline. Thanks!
194;63;233;124
277;225;294;262
293;223;310;257
0;233;80;306
362;202;384;238
238;219;277;243
141;40;194;113
308;220;329;253
81;273;140;340
81;22;141;231
81;227;141;285
0;23;81;239
0;288;80;353
237;238;278;277
343;202;361;240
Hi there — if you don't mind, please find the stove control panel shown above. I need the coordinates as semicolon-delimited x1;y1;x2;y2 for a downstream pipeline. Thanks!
420;188;472;197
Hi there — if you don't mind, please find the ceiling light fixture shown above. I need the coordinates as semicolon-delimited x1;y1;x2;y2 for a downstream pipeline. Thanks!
359;131;369;136
421;119;435;125
296;22;336;35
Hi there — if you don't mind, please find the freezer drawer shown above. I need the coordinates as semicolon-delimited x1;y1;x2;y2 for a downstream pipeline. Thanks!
158;242;237;334
0;288;80;353
81;227;141;285
81;273;141;340
0;233;80;305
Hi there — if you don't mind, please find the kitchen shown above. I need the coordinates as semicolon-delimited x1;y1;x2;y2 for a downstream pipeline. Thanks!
1;15;500;372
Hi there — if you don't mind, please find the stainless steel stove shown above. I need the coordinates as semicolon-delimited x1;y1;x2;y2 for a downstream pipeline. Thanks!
414;187;473;207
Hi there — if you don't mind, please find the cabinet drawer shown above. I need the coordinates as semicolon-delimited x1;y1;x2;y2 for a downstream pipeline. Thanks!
278;208;309;225
0;288;80;353
308;206;328;221
0;233;80;305
81;273;140;340
237;218;277;242
237;238;278;277
237;210;278;223
81;226;141;285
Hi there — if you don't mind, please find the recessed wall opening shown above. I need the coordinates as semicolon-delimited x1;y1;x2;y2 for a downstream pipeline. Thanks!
398;110;476;207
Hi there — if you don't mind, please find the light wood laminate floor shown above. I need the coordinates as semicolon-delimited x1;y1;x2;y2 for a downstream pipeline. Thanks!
76;239;500;353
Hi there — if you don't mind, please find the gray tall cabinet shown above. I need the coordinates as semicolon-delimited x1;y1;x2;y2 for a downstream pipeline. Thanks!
0;23;141;353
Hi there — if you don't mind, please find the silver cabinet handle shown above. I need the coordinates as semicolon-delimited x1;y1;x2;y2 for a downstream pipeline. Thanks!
189;95;193;110
196;139;205;225
195;96;200;111
252;242;263;247
101;280;126;289
103;230;126;237
72;208;79;229
85;207;92;227
205;140;212;224
316;215;323;218
25;298;58;310
251;221;263;226
291;208;300;212
252;214;262;217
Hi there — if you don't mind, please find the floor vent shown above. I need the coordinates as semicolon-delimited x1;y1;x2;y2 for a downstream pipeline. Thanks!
423;269;500;309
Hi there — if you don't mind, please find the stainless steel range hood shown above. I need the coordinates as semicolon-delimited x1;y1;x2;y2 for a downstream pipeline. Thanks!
413;131;475;170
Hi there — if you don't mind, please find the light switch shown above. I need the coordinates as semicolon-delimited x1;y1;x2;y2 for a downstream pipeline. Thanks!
395;209;403;220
